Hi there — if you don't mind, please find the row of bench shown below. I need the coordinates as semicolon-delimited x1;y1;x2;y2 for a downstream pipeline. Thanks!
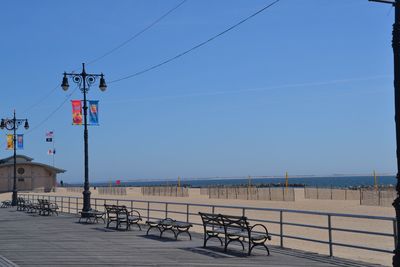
17;198;59;216
8;199;271;256
101;205;271;255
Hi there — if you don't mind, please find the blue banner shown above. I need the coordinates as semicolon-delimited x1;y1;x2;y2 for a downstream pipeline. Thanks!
88;100;99;125
17;134;23;150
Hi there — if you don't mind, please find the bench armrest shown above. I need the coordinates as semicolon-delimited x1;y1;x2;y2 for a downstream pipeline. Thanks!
251;224;271;240
129;209;142;219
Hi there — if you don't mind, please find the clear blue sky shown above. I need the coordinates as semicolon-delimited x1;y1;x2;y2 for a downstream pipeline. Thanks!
0;0;395;183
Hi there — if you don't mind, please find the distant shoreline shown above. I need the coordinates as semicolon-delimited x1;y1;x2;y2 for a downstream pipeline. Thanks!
65;175;397;188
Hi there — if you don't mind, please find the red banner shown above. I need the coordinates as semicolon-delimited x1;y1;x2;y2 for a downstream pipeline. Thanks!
71;100;82;125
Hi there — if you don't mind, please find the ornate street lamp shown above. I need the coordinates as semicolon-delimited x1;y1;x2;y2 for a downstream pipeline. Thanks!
0;110;29;206
61;63;106;218
370;0;400;265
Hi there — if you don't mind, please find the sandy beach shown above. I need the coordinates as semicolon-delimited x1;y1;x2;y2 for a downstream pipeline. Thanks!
1;187;395;266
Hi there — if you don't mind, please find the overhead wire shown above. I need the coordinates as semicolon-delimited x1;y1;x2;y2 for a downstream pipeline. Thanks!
86;0;188;66
25;85;79;135
21;0;188;132
109;0;281;84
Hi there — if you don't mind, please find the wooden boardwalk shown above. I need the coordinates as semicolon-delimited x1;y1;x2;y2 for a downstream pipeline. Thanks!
0;208;384;267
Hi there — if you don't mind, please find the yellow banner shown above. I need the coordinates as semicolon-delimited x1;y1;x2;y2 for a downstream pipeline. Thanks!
6;134;13;150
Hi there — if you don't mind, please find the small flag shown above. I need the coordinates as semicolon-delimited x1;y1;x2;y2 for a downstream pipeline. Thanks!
17;134;23;150
71;100;83;125
6;134;13;150
88;100;99;125
46;131;54;138
47;149;56;155
46;138;53;142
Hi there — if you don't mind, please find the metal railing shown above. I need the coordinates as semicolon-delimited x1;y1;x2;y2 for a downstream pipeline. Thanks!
20;193;396;257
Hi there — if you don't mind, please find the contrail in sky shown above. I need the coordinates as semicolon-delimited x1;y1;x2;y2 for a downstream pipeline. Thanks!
105;74;391;104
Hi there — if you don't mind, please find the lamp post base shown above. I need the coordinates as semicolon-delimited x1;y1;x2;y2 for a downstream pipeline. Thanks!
82;189;91;214
11;190;17;206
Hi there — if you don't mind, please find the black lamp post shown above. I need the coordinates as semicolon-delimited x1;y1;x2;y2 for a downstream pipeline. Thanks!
61;63;107;217
0;110;29;206
370;0;400;265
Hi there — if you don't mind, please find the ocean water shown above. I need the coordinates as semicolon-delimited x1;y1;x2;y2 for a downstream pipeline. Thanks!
92;175;397;188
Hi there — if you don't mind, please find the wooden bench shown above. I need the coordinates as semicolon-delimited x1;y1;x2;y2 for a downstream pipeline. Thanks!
1;200;11;208
198;212;271;256
17;197;27;211
37;199;59;216
146;218;193;240
104;204;142;230
78;210;106;224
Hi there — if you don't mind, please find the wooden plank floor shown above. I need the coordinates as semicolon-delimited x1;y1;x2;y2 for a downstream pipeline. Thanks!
0;208;384;267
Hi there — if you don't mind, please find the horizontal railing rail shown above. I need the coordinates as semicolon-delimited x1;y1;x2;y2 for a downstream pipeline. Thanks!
20;193;396;257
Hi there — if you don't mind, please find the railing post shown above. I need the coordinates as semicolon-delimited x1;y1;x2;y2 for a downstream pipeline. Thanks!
186;204;189;223
212;206;215;215
147;202;150;221
131;200;133;211
328;214;333;257
242;208;245;217
395;219;398;250
68;197;71;213
165;203;168;218
76;198;78;214
61;197;63;213
280;210;283;247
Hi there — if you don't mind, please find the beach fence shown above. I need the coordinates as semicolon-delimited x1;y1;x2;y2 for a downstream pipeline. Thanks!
141;186;189;197
304;187;396;207
360;188;397;207
20;193;396;264
205;186;295;201
66;187;83;193
304;187;361;201
97;187;127;196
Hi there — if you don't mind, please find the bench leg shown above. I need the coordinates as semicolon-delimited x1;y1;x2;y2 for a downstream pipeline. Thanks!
146;225;161;236
249;242;270;256
160;228;176;239
176;230;191;240
204;235;223;247
226;239;244;251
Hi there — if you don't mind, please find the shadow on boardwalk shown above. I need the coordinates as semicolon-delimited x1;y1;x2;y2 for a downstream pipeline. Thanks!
0;208;384;267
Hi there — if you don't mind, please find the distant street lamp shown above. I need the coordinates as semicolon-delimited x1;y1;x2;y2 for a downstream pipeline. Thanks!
0;110;29;206
61;63;107;217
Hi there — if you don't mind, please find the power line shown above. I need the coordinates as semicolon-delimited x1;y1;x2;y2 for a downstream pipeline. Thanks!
110;0;281;84
21;85;59;116
25;86;79;135
86;0;188;66
22;1;187;116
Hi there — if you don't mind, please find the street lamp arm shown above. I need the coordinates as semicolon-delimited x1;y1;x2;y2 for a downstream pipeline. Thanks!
64;72;104;77
1;118;28;131
369;0;395;5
